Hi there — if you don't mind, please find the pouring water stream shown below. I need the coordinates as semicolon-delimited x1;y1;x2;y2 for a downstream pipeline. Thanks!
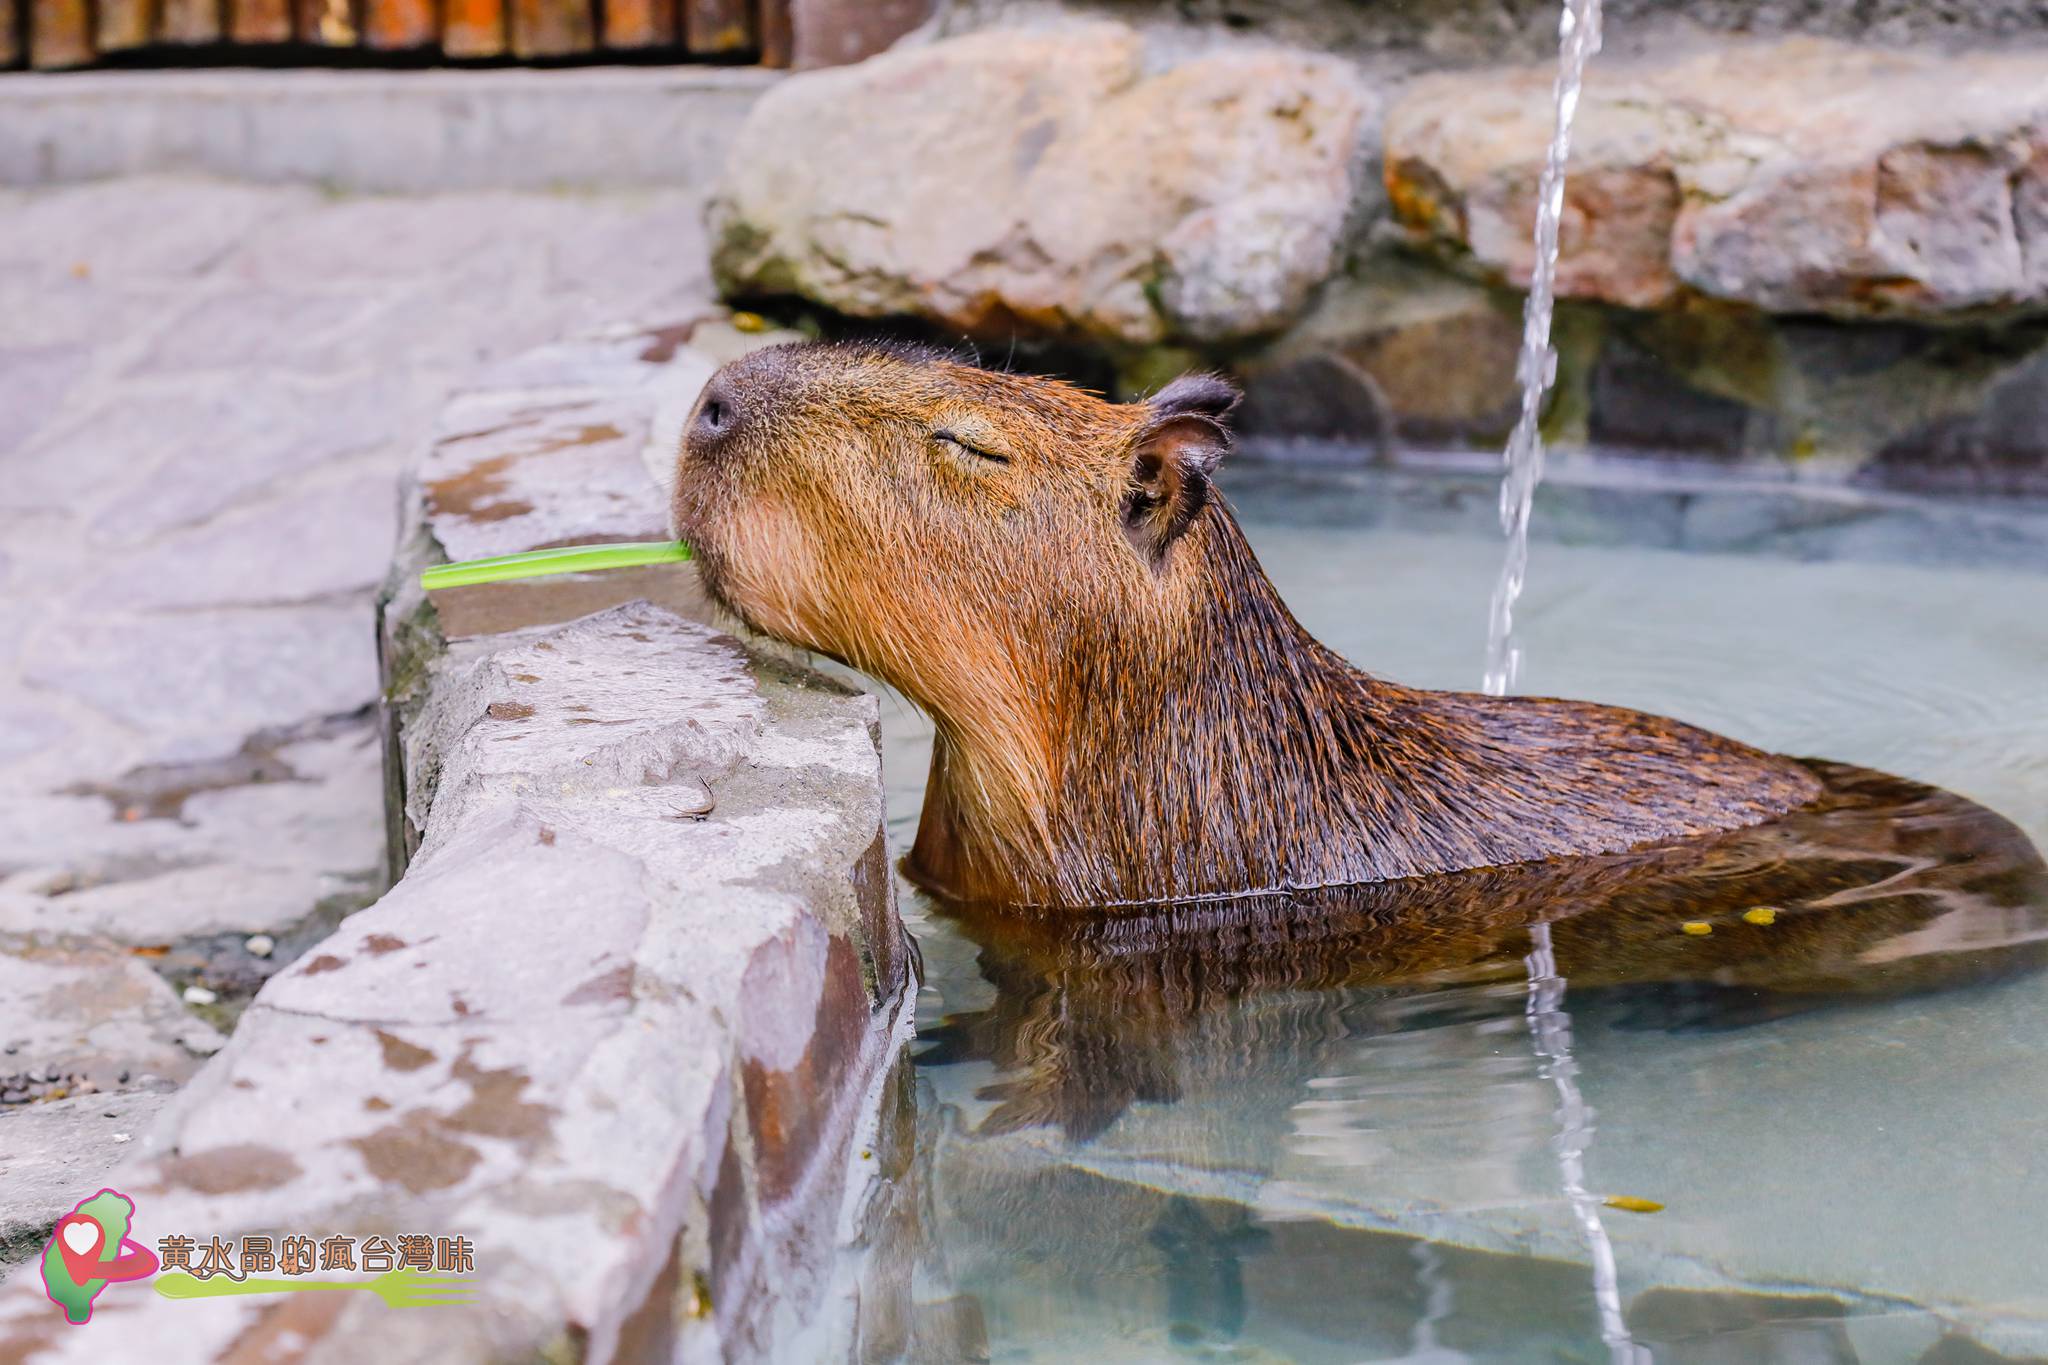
1479;3;1645;1361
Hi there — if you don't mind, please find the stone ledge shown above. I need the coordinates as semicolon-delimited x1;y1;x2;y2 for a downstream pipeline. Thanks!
702;25;2048;491
0;67;779;191
709;20;1378;347
1387;38;2048;322
0;323;913;1361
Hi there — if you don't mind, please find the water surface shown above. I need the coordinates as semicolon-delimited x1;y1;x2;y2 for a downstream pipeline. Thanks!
875;465;2048;1364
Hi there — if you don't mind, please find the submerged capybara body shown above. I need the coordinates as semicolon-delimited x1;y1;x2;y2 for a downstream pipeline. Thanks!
671;341;1837;907
924;760;2048;1137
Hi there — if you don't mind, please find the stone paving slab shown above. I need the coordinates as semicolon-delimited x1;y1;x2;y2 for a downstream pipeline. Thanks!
24;608;380;765
0;938;225;1091
0;176;725;1260
0;1086;175;1271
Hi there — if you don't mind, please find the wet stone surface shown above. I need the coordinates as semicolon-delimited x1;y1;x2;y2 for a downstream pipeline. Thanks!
0;323;912;1363
0;176;723;1283
0;1087;175;1271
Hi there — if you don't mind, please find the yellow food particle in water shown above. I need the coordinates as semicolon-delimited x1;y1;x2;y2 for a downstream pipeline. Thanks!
1681;921;1713;936
1602;1195;1665;1214
1743;906;1779;926
731;311;770;334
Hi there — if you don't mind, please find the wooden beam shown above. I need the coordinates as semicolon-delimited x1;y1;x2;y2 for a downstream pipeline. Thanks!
603;0;673;50
29;0;94;67
0;0;22;67
757;0;790;68
98;0;160;49
681;0;748;55
362;0;433;48
510;0;592;58
157;0;223;43
228;0;290;43
442;0;504;56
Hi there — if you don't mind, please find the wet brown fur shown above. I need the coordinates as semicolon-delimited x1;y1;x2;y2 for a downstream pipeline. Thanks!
925;762;2048;1137
673;341;1825;908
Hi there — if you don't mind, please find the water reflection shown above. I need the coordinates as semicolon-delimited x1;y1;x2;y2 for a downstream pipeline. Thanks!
898;761;2048;1359
903;1147;1923;1363
919;760;2048;1144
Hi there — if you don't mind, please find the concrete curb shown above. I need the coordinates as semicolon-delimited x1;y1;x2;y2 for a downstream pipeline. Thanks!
0;67;778;190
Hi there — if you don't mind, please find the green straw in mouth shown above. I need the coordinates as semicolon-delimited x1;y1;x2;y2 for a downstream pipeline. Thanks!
420;540;692;591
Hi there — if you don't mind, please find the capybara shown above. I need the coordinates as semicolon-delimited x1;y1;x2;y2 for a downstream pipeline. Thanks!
919;761;2048;1135
670;341;2021;910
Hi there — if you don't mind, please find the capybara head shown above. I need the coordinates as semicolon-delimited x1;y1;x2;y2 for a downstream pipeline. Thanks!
670;341;1241;730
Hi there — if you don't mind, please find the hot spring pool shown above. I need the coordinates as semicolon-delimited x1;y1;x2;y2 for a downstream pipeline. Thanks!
862;462;2048;1364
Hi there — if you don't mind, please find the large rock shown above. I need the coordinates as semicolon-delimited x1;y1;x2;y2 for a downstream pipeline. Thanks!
710;23;1375;345
1237;260;1528;449
1386;38;2048;320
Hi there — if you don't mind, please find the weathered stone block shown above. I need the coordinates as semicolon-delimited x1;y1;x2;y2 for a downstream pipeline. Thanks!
1868;335;2048;496
1574;307;2048;485
1587;331;1776;462
739;928;872;1205
1237;266;1523;450
711;23;1375;346
1239;244;2048;491
24;607;379;765
1386;39;2048;322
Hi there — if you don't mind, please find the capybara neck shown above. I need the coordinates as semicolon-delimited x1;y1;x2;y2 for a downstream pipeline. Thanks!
909;504;1820;906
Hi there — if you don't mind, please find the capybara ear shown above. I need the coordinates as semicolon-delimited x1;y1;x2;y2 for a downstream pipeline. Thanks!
1123;413;1229;566
1146;372;1242;425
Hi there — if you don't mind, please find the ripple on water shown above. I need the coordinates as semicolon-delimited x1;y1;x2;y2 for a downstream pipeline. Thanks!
1285;982;1562;1199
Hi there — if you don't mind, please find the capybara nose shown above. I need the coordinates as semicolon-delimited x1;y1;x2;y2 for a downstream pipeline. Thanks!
691;376;740;450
